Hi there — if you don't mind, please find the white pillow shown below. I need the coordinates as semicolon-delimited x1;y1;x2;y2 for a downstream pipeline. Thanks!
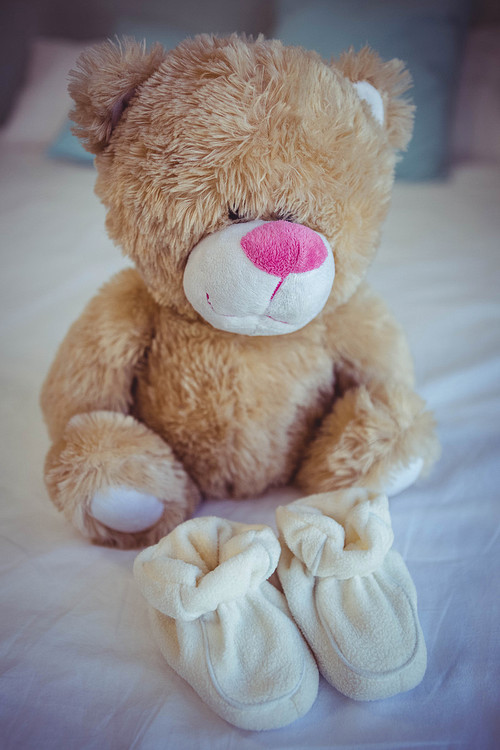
1;38;99;145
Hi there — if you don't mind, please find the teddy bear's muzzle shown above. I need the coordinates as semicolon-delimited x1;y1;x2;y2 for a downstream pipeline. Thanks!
183;219;335;336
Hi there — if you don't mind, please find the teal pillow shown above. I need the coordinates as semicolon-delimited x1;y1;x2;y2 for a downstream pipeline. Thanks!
113;18;190;52
48;117;94;165
47;21;189;166
273;0;472;180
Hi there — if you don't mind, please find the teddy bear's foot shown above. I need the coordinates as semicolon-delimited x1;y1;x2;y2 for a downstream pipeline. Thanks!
296;381;439;498
383;456;424;497
44;410;201;548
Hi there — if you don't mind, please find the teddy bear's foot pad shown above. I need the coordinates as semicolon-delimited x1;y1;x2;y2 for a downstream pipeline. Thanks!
383;457;423;497
90;486;165;533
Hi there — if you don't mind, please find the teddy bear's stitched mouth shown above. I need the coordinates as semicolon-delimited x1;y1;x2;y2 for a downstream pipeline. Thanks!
265;314;291;325
206;293;235;318
206;293;291;326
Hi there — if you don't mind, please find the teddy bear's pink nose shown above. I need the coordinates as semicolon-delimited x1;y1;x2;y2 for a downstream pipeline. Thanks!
240;221;328;284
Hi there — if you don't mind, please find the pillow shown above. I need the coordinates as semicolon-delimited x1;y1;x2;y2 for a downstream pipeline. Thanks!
2;38;92;146
273;0;472;180
47;117;95;164
113;18;191;51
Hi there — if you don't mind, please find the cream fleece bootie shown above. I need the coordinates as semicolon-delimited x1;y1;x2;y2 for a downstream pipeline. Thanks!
276;489;427;701
133;516;319;730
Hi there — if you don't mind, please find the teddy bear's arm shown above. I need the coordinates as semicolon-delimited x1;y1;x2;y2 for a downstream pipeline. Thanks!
40;268;157;443
296;282;439;496
324;281;415;389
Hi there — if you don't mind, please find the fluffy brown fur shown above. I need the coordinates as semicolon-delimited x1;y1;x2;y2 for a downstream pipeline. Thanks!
41;35;438;548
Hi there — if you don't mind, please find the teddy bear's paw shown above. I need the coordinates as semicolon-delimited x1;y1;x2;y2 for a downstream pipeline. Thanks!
89;486;165;533
44;411;201;548
295;382;440;498
382;456;424;497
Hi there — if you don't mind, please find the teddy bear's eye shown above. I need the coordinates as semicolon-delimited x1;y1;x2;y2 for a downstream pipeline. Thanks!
228;207;243;222
277;212;295;223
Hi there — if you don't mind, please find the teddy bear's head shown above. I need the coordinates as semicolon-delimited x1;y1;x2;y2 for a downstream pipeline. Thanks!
70;35;413;334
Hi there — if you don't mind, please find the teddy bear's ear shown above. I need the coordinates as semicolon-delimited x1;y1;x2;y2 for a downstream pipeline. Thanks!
336;46;415;151
69;38;166;154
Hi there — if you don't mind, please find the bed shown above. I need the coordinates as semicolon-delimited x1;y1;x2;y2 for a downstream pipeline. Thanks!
0;32;499;750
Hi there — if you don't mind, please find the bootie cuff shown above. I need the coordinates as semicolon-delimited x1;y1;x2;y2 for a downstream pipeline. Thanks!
276;488;393;579
134;517;279;620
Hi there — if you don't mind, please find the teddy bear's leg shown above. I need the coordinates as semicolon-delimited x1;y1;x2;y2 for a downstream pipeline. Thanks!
296;380;440;497
45;410;200;549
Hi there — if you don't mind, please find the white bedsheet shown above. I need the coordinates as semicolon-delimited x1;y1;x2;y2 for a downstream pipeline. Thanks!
1;144;499;748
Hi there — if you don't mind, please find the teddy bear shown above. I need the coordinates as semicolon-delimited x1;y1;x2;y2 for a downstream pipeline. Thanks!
40;34;439;550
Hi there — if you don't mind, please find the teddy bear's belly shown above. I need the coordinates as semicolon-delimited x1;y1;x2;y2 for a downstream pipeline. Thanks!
132;324;334;498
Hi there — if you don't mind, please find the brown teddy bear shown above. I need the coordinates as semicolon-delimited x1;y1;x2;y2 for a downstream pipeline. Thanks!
41;35;439;549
